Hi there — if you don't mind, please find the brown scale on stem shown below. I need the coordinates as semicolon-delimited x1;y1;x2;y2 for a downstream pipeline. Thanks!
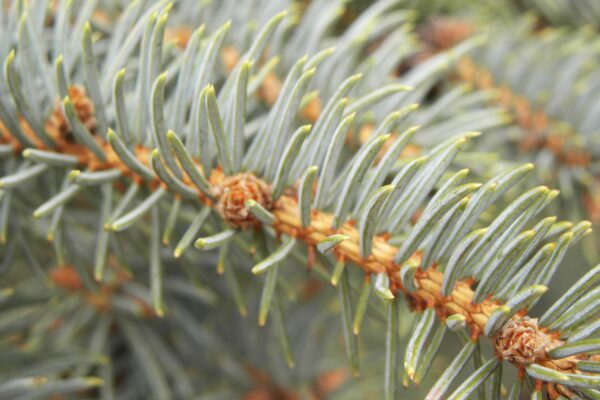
46;85;98;140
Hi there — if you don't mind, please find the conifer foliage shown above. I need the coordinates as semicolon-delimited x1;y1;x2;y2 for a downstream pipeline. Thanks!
0;0;598;399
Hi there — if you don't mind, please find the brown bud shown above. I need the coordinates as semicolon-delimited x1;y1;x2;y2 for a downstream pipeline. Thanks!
494;317;551;365
213;173;273;229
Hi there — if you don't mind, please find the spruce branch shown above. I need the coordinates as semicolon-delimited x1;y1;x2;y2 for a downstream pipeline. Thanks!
0;1;599;398
1;89;595;395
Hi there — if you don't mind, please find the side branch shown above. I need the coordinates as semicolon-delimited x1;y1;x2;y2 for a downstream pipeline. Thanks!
0;112;583;381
